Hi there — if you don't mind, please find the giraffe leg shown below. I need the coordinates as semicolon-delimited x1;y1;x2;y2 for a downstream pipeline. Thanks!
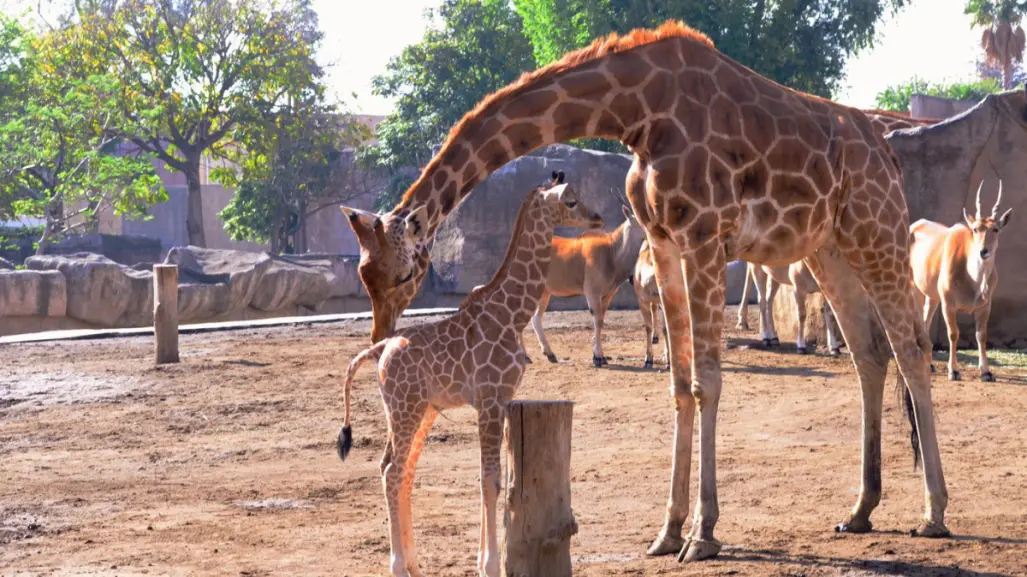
794;286;808;354
765;275;780;347
644;237;695;557
835;203;949;535
974;303;993;382
640;297;656;368
399;407;437;577
476;404;505;577
824;299;842;355
530;292;557;363
677;244;726;563
941;301;960;381
736;263;752;330
804;250;889;533
660;305;670;369
382;409;422;577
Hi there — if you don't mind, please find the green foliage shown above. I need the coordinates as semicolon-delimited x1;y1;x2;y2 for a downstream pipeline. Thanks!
965;0;1027;28
874;77;1004;112
0;15;166;249
514;0;907;98
61;0;328;246
360;0;536;206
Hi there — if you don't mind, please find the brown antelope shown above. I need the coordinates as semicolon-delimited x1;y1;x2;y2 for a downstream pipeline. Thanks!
742;262;842;355
910;180;1012;382
633;239;669;369
530;204;646;366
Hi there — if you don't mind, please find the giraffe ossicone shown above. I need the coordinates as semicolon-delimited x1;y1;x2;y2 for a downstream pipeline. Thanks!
337;175;603;577
341;19;951;562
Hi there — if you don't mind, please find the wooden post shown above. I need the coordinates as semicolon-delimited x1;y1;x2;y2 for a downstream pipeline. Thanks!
153;264;179;364
503;400;577;577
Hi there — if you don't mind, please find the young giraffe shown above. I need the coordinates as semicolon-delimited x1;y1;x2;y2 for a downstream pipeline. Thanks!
341;21;950;562
337;174;602;577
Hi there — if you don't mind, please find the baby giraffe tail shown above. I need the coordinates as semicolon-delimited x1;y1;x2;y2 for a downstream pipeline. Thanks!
338;341;388;462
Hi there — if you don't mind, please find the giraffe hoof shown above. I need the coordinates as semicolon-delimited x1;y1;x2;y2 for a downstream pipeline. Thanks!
762;338;773;347
948;370;961;381
929;363;936;373
736;322;749;331
593;356;605;367
911;519;951;538
835;516;873;534
796;347;807;355
643;359;653;369
545;352;558;363
652;335;660;344
770;337;780;347
981;371;995;382
677;537;722;562
830;348;842;356
646;532;684;556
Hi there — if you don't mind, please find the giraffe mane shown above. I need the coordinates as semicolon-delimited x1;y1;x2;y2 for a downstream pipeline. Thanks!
864;108;943;124
399;20;713;208
458;186;541;307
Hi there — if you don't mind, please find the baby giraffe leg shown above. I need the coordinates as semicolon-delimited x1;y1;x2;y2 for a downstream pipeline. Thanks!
531;292;558;363
382;411;421;577
399;407;438;577
476;404;505;577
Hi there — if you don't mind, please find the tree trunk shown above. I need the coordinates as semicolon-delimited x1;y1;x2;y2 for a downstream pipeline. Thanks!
184;161;207;248
503;400;577;577
1003;58;1014;90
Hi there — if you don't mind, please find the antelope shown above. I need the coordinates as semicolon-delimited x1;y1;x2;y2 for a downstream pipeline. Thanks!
633;239;669;369
744;262;843;355
530;204;646;367
910;180;1012;382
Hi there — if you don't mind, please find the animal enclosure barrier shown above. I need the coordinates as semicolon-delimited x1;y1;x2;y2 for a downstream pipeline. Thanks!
503;400;577;577
153;264;179;364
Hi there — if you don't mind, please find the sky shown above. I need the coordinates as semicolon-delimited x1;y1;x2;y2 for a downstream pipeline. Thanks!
320;0;984;116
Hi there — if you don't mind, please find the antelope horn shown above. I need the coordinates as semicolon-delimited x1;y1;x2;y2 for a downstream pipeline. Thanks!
992;180;1003;219
975;179;984;220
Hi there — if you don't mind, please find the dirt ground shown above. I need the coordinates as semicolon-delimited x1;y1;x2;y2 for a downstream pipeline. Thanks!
2;307;1027;577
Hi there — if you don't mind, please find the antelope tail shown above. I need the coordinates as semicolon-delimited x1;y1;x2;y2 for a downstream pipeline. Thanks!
338;341;388;462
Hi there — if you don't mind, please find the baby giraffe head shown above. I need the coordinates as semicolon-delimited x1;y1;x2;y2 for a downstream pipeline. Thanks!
963;180;1013;262
539;170;605;229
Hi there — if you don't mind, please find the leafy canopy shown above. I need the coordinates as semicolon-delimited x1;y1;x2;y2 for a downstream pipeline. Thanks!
874;76;1004;112
359;0;536;207
514;0;907;98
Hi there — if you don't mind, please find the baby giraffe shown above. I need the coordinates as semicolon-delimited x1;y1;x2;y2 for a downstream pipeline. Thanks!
336;171;602;577
910;180;1012;381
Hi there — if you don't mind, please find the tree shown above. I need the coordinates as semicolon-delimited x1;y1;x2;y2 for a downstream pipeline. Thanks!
64;0;326;247
515;0;907;98
875;76;1003;112
215;99;373;253
966;0;1027;90
359;0;536;207
0;15;166;253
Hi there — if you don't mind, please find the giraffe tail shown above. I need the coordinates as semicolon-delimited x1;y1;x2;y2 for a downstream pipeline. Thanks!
338;342;387;462
895;372;921;471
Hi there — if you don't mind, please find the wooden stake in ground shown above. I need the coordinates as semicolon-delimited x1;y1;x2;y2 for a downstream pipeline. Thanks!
503;400;577;577
153;264;179;364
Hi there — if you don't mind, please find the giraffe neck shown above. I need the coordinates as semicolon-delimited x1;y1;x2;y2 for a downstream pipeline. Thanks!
472;191;556;331
393;27;721;239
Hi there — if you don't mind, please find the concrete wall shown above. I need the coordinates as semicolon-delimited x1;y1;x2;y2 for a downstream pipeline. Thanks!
910;94;977;120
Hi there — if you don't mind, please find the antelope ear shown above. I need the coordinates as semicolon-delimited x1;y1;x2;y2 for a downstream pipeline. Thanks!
404;205;430;244
963;207;974;228
998;207;1013;229
621;204;632;221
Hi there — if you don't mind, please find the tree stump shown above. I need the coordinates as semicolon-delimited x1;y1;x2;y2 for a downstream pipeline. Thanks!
153;264;179;364
503;400;577;577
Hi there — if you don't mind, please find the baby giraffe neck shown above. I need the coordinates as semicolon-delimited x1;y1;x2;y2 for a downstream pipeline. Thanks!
479;195;556;330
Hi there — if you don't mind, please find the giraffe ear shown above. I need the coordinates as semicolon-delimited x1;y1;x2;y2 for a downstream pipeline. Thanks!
404;205;430;244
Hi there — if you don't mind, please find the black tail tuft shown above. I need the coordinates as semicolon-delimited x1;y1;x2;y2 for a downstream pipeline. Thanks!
337;425;353;462
898;376;921;471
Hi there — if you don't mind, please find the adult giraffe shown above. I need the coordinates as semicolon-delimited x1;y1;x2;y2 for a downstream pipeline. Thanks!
341;21;949;563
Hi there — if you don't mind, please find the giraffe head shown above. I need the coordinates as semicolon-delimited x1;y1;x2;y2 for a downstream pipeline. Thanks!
342;171;601;342
539;170;606;229
962;180;1013;261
